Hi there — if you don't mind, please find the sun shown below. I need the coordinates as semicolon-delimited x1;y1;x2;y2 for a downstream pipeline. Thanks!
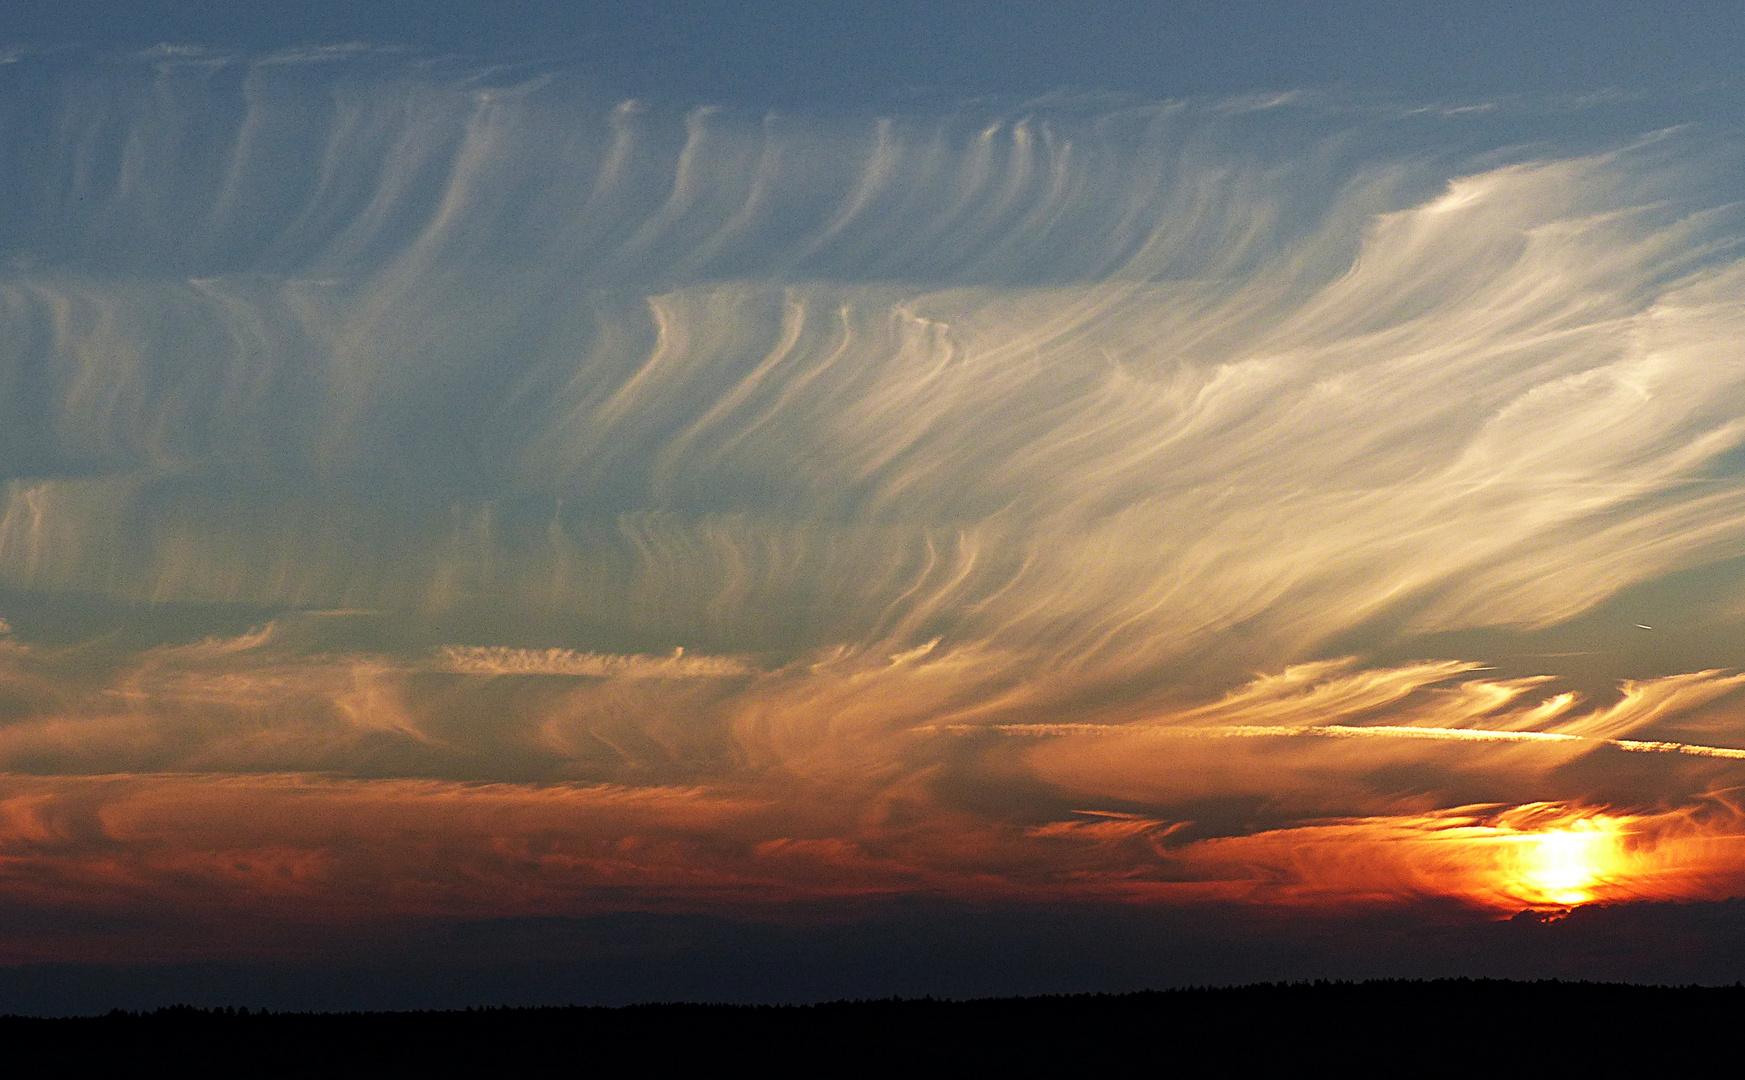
1506;818;1625;908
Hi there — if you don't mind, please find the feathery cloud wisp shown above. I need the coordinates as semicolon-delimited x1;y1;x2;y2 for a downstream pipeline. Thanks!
2;53;1745;956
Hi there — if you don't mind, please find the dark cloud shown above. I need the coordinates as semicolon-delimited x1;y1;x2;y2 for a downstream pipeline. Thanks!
7;897;1745;1015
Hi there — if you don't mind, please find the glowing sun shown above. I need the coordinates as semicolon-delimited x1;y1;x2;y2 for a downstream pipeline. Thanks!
1505;818;1626;908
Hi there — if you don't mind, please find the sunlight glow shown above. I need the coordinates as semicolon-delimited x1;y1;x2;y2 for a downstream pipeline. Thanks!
1505;820;1624;907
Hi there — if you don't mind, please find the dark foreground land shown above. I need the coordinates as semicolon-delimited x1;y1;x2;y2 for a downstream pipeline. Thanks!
7;979;1736;1075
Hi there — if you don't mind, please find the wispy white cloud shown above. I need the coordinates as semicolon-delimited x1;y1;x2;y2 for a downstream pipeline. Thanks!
1;54;1745;942
436;645;751;679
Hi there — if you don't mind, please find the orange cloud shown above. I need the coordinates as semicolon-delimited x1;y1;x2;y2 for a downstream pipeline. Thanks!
3;764;1745;964
1174;800;1745;911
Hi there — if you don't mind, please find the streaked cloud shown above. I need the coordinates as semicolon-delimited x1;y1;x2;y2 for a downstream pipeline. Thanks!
436;646;752;679
1;50;1745;958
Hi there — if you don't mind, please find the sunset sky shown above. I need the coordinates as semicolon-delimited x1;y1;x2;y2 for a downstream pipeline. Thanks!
5;3;1745;1010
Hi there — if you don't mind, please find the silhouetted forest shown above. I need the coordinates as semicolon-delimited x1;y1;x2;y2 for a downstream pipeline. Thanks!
5;979;1738;1074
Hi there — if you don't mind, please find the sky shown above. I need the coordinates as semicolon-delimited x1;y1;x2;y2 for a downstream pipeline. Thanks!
5;3;1745;1011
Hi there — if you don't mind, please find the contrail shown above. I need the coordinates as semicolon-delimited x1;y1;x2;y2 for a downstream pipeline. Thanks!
962;721;1745;760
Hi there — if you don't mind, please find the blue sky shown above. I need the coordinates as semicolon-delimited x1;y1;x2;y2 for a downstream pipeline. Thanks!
10;1;1745;104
